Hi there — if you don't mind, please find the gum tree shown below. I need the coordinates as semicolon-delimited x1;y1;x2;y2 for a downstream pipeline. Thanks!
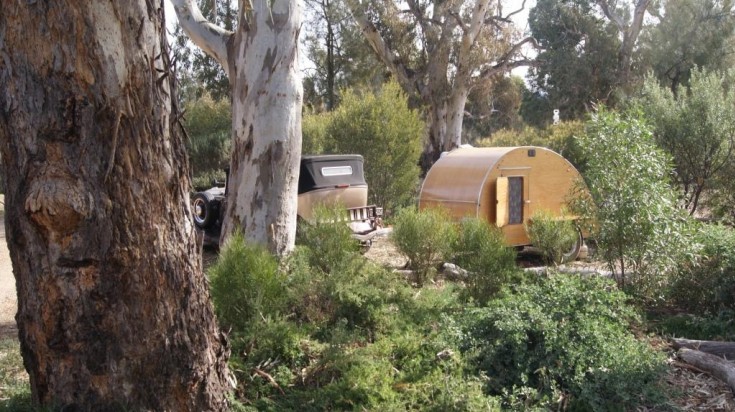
0;1;230;409
172;0;303;255
346;0;536;167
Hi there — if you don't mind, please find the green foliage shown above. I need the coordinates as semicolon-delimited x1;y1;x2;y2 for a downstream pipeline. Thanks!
525;210;579;265
302;0;384;110
183;94;231;180
475;126;546;148
208;233;287;333
639;0;735;92
301;111;330;155
224;235;503;410
476;121;587;172
544;120;588;173
324;81;424;214
0;339;33;412
295;204;360;274
650;310;735;342
461;275;667;411
669;224;735;315
191;169;226;192
525;0;621;124
574;108;689;296
637;68;735;215
463;76;526;143
451;218;523;304
392;207;457;286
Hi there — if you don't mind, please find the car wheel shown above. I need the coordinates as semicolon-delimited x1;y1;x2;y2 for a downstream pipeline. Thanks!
192;192;218;229
560;228;584;264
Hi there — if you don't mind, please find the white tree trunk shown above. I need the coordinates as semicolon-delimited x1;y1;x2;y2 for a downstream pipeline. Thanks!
173;0;303;255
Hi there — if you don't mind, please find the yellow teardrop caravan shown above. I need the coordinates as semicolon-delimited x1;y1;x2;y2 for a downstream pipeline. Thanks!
419;146;587;255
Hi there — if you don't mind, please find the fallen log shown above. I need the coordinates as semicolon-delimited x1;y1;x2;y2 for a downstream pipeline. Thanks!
672;339;735;360
678;348;735;394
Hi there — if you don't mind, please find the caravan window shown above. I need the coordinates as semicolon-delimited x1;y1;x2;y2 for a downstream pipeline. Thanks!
508;177;524;224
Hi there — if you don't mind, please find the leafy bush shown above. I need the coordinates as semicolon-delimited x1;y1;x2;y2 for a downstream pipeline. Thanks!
461;275;667;410
651;310;735;341
525;209;579;265
295;205;360;274
183;94;231;180
636;68;735;215
324;81;424;215
191;169;226;192
392;207;457;286
475;126;545;148
669;224;735;315
208;233;287;333
452;218;523;304
573;107;689;296
302;111;330;155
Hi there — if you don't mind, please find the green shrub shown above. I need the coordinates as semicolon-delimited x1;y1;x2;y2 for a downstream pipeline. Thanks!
191;169;226;192
183;94;231;179
452;218;523;304
669;224;735;315
525;210;579;265
302;111;330;155
460;275;667;410
392;207;457;286
650;310;735;341
208;233;287;333
475;126;545;148
324;81;424;215
573;107;689;296
295;204;360;274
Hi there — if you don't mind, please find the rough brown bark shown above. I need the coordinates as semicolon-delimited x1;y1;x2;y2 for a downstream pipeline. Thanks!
672;339;735;360
0;1;230;410
678;348;735;394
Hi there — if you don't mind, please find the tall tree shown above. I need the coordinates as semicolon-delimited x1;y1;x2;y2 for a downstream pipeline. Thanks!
640;0;735;92
0;1;230;410
595;0;651;87
346;0;536;167
303;0;384;110
525;0;621;123
172;0;303;255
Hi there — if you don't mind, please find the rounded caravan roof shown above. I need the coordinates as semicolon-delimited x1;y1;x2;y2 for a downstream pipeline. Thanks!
419;147;516;212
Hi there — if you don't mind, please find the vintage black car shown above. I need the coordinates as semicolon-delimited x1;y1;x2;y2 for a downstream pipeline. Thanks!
192;155;383;247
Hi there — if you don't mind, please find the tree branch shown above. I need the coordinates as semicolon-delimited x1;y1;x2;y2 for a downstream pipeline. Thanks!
170;0;234;77
596;0;626;32
480;36;539;80
345;0;421;96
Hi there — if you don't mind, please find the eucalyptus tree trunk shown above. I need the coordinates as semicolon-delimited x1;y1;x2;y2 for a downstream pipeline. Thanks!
0;2;230;410
173;0;303;255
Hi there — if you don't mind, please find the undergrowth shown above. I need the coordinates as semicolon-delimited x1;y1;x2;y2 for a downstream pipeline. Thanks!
213;211;671;410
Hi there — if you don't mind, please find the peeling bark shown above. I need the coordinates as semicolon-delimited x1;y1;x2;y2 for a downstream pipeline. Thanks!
174;0;303;255
0;1;230;410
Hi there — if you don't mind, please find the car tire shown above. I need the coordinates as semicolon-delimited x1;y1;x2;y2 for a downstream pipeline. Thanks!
560;228;584;264
192;192;218;229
